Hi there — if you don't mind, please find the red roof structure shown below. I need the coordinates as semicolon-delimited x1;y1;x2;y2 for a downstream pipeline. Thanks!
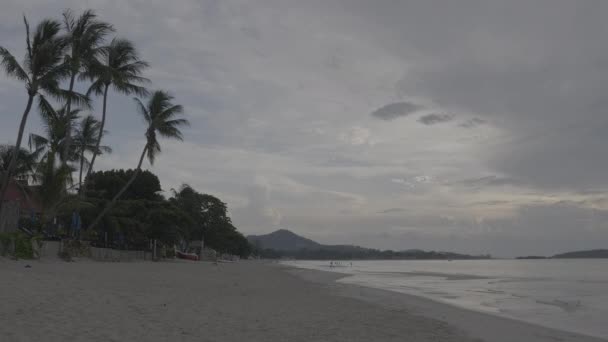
1;180;43;214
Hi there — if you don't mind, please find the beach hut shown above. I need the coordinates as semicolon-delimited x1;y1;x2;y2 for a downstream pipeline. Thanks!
0;180;43;233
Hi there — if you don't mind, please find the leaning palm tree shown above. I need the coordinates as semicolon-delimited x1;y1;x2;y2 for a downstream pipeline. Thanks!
0;17;68;211
88;90;189;230
82;38;148;194
60;9;113;163
72;115;112;194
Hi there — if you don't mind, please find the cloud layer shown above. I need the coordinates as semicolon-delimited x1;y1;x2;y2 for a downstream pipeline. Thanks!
1;0;607;256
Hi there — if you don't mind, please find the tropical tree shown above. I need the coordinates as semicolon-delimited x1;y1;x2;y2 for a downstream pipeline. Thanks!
170;184;205;249
0;16;68;212
0;145;38;184
28;104;80;212
168;184;251;256
85;169;162;201
60;9;113;163
88;90;189;229
28;105;81;166
33;154;74;224
83;37;149;194
73;115;111;193
28;104;96;229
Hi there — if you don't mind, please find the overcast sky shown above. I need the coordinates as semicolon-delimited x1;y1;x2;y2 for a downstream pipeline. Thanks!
2;0;608;256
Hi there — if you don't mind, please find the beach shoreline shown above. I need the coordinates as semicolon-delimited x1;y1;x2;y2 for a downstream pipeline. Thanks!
0;258;605;341
281;263;607;342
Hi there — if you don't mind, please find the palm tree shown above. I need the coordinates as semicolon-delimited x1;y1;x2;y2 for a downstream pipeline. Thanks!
29;105;80;225
29;105;81;167
0;145;38;184
60;9;113;163
0;17;68;212
83;38;148;194
88;90;189;230
73;115;112;194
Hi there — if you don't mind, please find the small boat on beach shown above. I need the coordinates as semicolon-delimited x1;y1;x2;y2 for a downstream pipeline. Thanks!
176;251;199;261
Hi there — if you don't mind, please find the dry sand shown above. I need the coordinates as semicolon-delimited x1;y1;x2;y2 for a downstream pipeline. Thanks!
0;258;605;342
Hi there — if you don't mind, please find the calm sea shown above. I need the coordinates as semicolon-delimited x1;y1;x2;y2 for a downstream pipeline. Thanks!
283;259;608;338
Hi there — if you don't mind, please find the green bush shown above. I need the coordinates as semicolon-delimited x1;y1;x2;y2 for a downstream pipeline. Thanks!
0;233;12;256
0;232;39;259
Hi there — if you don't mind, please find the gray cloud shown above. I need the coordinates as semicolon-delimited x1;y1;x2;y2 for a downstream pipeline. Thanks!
387;0;608;191
459;118;486;128
468;200;511;206
417;113;454;125
378;208;408;214
455;175;520;189
370;101;422;120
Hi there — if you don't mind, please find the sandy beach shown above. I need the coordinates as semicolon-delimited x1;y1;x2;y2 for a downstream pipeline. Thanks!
0;259;605;342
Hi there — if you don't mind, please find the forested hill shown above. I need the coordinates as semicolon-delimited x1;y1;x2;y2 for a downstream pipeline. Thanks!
247;229;321;251
552;249;608;258
248;229;490;260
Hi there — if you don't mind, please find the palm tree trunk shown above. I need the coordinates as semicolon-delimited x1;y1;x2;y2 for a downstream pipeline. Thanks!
61;72;76;165
78;147;85;195
0;93;35;213
88;145;147;230
81;84;109;197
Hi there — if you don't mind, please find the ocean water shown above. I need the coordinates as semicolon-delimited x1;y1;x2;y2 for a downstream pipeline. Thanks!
282;259;608;339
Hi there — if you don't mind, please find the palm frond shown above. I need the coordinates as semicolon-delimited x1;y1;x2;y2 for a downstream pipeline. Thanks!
28;133;49;155
62;9;76;32
37;95;58;124
86;78;107;96
159;104;184;120
63;9;114;71
73;115;111;158
31;19;62;52
49;88;92;109
0;47;29;82
23;16;33;62
88;37;149;98
156;126;184;140
113;81;148;97
134;97;150;123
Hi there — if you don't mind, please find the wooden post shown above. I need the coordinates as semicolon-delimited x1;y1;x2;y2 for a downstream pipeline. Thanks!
199;233;204;261
153;239;157;260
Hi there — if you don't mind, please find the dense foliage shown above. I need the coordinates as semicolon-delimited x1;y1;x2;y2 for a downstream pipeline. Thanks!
77;173;252;257
169;184;251;257
86;169;162;201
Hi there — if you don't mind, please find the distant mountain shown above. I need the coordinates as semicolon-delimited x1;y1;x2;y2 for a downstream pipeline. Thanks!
516;256;547;259
248;229;489;260
552;249;608;259
247;229;321;251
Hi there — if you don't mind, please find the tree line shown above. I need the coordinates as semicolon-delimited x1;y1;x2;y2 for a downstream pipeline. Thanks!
0;9;251;257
